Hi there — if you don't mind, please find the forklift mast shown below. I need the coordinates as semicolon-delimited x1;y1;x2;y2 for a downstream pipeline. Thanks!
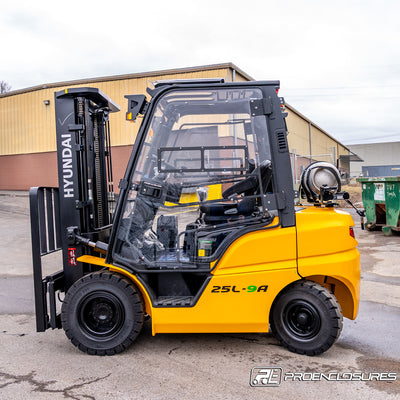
30;88;120;331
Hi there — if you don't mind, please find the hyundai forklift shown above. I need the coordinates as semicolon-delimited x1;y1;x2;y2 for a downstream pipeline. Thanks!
30;79;361;356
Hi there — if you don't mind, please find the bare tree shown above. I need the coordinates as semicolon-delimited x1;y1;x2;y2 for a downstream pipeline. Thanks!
0;81;12;94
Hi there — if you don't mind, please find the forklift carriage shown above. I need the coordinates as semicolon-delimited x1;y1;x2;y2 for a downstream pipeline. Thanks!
30;80;360;356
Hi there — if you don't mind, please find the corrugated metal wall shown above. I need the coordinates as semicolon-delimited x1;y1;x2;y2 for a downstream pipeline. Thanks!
286;106;348;162
0;63;350;190
0;66;233;156
285;109;311;156
0;89;57;155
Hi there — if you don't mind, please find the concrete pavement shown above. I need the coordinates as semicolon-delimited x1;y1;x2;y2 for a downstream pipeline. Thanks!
0;192;399;399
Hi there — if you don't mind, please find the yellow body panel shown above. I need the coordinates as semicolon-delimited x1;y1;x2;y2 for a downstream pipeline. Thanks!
78;222;301;334
213;222;296;275
295;207;361;319
296;207;358;257
78;206;360;334
153;223;299;333
77;255;154;316
151;268;299;334
165;184;222;206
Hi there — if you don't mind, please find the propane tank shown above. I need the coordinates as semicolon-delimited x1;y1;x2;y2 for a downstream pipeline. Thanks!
300;161;341;204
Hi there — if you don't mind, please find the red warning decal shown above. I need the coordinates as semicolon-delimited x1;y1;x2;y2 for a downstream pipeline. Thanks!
68;247;77;266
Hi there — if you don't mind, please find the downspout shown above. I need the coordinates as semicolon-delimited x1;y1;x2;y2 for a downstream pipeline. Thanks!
308;122;312;163
232;68;238;166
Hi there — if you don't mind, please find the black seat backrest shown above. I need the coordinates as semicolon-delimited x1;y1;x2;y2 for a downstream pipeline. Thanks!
258;160;273;194
222;160;272;199
199;160;273;224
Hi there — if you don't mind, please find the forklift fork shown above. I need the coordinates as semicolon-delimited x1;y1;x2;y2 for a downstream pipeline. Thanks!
30;186;65;331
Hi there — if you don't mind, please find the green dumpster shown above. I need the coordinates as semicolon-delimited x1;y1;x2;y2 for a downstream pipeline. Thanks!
357;176;400;236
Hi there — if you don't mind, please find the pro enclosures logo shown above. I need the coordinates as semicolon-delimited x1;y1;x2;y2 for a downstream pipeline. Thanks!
250;367;397;386
250;367;283;387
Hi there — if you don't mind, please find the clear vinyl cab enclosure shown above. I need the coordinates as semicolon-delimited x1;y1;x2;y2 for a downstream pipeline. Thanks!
30;79;360;356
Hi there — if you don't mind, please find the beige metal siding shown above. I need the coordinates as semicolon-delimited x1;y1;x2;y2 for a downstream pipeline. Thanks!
0;63;349;168
285;108;311;156
337;143;348;157
286;105;349;162
0;64;354;190
311;125;337;162
0;89;57;155
0;67;232;156
231;70;250;82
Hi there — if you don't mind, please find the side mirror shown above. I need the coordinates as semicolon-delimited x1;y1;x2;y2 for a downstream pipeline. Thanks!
125;95;148;122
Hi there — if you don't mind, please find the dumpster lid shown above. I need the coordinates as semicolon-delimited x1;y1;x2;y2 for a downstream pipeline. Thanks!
357;176;400;182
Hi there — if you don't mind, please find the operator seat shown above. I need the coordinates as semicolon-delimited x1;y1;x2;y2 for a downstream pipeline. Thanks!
200;160;273;224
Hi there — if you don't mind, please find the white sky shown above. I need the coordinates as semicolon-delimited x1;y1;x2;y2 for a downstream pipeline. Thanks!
1;0;399;145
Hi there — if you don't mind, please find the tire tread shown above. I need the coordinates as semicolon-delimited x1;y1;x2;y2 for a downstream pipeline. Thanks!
270;280;343;356
61;271;144;356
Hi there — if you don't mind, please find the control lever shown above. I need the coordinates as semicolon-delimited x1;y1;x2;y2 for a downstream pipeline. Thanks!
340;192;365;230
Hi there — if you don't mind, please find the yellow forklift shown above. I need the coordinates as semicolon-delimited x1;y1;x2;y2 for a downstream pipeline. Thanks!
30;80;360;356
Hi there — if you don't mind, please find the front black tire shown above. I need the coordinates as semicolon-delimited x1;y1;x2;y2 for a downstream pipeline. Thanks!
61;271;144;355
270;280;343;356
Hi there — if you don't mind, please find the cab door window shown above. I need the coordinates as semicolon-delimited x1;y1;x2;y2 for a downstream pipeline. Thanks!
114;87;274;267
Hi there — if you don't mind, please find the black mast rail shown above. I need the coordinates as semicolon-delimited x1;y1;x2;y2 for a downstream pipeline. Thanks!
30;88;120;332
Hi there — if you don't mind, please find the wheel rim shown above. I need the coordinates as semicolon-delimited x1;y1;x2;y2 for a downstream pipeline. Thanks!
78;291;125;339
283;300;321;340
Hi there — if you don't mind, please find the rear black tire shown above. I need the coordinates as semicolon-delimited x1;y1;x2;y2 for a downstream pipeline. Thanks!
61;271;144;355
270;280;343;356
